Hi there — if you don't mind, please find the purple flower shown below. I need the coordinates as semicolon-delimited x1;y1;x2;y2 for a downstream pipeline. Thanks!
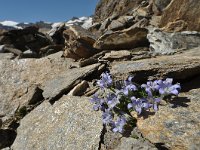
127;96;149;114
102;109;113;125
122;76;137;95
141;80;160;94
144;90;161;111
97;72;112;89
90;93;105;111
112;116;127;133
158;78;181;96
106;93;120;109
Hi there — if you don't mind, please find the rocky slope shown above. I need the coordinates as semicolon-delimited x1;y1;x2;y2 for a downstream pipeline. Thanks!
0;0;200;149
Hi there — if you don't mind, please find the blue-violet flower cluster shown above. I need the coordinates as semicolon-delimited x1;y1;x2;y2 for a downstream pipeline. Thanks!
90;72;181;133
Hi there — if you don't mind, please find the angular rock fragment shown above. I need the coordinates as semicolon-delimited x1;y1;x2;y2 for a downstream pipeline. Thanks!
102;50;131;61
100;129;157;150
47;22;66;45
94;26;149;50
68;80;89;96
12;96;103;150
63;25;98;59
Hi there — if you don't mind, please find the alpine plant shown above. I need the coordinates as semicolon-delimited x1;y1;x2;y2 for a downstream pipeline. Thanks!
90;72;181;133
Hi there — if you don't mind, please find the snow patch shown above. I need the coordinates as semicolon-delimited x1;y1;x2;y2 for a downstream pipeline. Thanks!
0;20;22;29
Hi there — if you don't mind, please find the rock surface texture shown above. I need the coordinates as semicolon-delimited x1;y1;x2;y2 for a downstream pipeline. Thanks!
1;0;200;149
110;47;200;81
63;25;97;59
0;54;76;123
147;28;200;54
159;0;200;32
94;26;148;50
43;63;100;101
12;96;103;150
137;87;200;150
93;0;142;23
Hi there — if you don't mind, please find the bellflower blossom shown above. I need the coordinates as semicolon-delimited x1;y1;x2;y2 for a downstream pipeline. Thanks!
158;78;181;96
122;76;137;95
141;80;160;94
90;93;105;111
102;109;113;125
97;72;112;89
127;96;149;114
112;116;127;133
146;91;161;111
106;93;120;109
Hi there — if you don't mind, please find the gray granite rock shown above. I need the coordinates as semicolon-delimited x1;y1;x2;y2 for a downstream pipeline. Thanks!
147;28;200;54
0;55;78;128
100;129;157;150
137;87;200;150
43;63;100;101
110;47;200;81
12;96;103;150
115;137;157;150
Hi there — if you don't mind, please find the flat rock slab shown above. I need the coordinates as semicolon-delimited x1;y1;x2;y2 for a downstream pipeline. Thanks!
110;47;200;81
43;63;100;101
137;87;200;150
12;96;103;150
0;55;78;124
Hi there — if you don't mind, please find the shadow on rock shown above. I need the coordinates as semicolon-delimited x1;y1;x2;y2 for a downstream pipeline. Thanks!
0;129;17;149
170;96;190;108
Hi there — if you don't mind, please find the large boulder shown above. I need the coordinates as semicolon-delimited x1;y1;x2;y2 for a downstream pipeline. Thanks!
12;96;103;150
159;0;200;32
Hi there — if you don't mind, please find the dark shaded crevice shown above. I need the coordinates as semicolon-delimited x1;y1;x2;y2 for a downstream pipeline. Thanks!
28;87;44;105
98;124;107;150
84;64;109;82
0;129;17;149
174;74;200;92
129;69;160;83
154;143;169;150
